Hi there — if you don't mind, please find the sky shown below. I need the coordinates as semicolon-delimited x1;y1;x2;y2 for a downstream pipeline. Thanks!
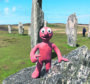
0;0;90;24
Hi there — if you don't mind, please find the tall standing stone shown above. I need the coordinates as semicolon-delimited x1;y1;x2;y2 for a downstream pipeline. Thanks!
66;14;78;47
8;25;12;34
88;23;90;37
28;27;31;36
18;22;24;34
44;20;48;27
31;0;44;48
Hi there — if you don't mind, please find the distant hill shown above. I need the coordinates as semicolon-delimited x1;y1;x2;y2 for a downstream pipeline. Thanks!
0;23;88;26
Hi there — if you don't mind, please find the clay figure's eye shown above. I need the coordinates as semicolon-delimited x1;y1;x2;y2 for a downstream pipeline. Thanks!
47;28;52;33
41;28;45;33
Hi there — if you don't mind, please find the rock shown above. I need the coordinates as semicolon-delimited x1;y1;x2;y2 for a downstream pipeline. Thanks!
28;27;31;36
3;46;90;84
44;20;48;27
66;13;78;47
18;22;24;35
30;0;44;49
8;25;12;34
88;23;90;37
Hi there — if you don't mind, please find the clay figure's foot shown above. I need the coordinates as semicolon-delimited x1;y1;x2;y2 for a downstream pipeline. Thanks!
31;70;40;78
46;69;49;73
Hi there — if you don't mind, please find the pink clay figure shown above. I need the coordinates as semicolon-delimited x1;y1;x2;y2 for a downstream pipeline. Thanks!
30;27;69;78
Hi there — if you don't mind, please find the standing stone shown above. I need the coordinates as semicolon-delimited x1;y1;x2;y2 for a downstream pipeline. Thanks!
31;0;44;49
66;13;78;47
8;25;12;34
18;22;24;34
28;27;31;36
44;20;48;27
88;23;90;37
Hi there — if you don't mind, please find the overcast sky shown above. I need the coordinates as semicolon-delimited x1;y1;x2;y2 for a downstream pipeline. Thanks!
0;0;90;24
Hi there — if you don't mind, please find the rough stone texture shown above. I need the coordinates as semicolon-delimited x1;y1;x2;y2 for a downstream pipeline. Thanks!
31;0;44;49
66;13;78;47
88;23;90;37
3;46;90;84
18;22;24;34
8;25;12;34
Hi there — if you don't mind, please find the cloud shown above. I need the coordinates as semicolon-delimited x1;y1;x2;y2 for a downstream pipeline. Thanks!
4;7;9;15
4;7;16;15
5;0;9;3
12;7;16;12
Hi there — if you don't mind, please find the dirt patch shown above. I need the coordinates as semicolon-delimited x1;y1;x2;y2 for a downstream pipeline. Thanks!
20;62;26;64
0;37;18;48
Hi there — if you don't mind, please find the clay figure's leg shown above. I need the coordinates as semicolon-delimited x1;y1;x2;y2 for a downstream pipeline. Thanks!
32;61;42;78
45;61;51;72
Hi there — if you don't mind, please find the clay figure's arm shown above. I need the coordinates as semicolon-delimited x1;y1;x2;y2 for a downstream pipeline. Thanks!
30;44;40;63
52;43;68;62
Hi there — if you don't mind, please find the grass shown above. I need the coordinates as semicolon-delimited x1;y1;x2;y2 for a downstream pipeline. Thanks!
0;31;34;83
0;23;90;84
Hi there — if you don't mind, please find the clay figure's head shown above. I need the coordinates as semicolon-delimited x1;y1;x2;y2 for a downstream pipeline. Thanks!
39;27;53;41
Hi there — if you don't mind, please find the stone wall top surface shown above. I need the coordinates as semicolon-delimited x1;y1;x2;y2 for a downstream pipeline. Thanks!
3;46;90;84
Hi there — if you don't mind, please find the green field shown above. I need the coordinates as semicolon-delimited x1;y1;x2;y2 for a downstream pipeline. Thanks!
0;24;90;84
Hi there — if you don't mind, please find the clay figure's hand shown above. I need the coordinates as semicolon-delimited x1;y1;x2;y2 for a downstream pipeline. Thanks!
58;57;69;63
35;54;41;59
33;54;41;63
31;54;41;63
62;57;69;61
